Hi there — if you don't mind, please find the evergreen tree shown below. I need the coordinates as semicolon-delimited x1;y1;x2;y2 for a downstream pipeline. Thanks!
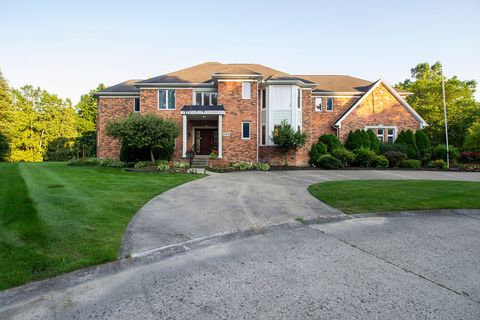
395;130;419;159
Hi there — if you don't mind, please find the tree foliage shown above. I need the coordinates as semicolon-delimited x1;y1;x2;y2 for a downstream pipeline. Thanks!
75;83;105;133
345;129;370;151
106;113;179;163
395;130;419;159
415;130;432;164
366;129;380;154
272;119;308;165
464;119;480;152
398;62;480;147
318;134;342;153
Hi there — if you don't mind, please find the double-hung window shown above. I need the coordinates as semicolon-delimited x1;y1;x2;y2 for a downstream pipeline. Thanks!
326;97;334;111
315;97;322;111
134;98;140;112
242;82;251;99
195;91;218;105
158;89;175;110
242;122;251;139
377;128;384;143
387;128;395;143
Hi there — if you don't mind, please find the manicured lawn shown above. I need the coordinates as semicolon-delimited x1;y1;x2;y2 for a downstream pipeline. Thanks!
0;162;202;290
308;180;480;214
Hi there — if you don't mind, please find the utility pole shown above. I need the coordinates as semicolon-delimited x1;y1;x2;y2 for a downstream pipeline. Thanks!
441;66;450;168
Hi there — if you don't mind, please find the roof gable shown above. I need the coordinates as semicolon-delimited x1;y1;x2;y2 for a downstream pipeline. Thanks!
334;79;427;128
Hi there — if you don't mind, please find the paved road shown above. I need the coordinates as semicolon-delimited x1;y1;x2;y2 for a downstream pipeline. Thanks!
121;170;480;256
1;210;479;319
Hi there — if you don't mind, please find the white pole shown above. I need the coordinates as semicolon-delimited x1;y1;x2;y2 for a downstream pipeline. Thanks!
441;66;450;168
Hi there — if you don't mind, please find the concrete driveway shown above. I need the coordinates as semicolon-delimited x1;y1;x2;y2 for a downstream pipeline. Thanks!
2;210;479;319
121;170;480;257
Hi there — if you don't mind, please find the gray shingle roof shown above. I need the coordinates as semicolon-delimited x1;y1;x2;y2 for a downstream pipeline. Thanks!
97;79;141;94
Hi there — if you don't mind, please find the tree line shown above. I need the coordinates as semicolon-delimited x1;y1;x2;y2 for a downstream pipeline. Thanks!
0;61;478;162
0;69;105;161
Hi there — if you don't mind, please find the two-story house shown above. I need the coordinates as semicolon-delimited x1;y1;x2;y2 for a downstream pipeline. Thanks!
95;62;427;166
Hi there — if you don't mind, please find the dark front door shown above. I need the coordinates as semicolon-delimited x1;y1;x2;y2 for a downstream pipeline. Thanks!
196;129;214;155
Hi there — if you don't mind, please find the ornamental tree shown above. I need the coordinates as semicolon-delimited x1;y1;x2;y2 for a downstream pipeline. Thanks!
106;114;179;163
272;119;308;166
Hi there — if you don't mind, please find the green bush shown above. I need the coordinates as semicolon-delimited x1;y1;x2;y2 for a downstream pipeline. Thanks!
67;157;101;166
156;160;170;172
433;144;459;163
429;159;448;169
399;159;421;168
383;151;407;167
100;158;126;168
395;130;419;159
318;134;342;153
372;155;389;168
133;161;154;168
380;142;407;154
253;162;270;171
316;155;343;169
367;129;380;154
309;142;328;166
345;129;370;151
331;148;356;166
354;147;376;167
415;130;432;164
120;145;174;163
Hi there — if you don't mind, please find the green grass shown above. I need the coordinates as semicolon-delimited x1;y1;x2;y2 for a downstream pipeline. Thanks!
0;162;202;290
308;180;480;214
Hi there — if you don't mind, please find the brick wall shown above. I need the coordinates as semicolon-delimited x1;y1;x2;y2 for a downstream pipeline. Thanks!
97;97;134;159
217;81;258;162
338;83;421;142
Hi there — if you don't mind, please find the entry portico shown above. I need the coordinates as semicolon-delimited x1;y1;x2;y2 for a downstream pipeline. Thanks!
180;105;225;159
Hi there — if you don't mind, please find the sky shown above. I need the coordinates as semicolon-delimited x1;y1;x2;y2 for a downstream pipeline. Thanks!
1;0;479;103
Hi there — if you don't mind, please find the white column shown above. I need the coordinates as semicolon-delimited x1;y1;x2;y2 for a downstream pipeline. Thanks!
218;114;223;159
182;114;187;158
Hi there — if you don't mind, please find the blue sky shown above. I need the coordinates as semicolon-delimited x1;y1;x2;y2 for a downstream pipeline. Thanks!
1;0;479;102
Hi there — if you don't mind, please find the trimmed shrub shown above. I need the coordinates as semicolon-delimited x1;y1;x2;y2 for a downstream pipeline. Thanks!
253;162;270;171
345;129;370;151
367;129;380;154
399;159;421;169
383;151;407;167
331;148;356;166
99;158;126;168
429;159;448;169
372;155;389;168
318;134;342;153
316;155;343;169
309;142;328;166
415;130;432;164
395;130;419;159
67;157;100;166
380;142;407;154
156;160;170;172
133;161;154;168
354;147;376;167
433;144;459;163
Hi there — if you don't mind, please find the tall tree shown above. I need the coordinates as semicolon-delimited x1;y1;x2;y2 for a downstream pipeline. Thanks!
398;62;480;148
75;83;105;133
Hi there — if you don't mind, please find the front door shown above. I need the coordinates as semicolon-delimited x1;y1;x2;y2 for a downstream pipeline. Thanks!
195;129;214;155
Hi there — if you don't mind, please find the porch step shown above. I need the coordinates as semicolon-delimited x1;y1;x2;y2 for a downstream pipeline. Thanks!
191;157;209;168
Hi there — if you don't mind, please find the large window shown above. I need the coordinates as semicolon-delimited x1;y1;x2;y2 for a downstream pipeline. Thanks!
158;89;175;110
261;125;266;145
326;97;334;111
195;91;218;105
134;98;140;112
315;97;322;111
261;89;266;109
242;122;251;139
242;82;251;99
366;127;396;143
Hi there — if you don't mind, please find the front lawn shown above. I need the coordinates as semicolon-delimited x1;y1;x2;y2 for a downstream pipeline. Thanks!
0;162;202;290
309;180;480;214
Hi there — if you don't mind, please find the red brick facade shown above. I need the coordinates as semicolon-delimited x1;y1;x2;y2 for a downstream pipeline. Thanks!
97;81;423;165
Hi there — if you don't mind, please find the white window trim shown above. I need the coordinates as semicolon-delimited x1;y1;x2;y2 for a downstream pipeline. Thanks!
315;97;323;112
242;82;251;99
158;89;176;110
133;97;140;113
242;121;251;140
326;97;334;112
193;91;218;105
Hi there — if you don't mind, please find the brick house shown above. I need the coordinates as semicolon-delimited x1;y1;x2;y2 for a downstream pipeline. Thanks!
96;62;427;166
